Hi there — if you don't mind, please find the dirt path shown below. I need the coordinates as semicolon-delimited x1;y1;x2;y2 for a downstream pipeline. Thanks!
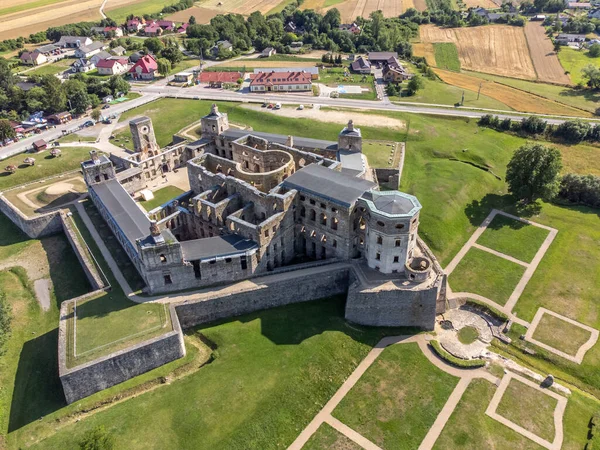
34;278;51;311
241;104;406;130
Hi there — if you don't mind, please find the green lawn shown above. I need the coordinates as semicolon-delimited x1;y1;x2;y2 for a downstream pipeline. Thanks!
449;247;526;305
476;213;549;263
393;72;512;110
56;133;97;144
557;47;600;86
105;0;179;23
267;0;298;15
496;378;558;442
0;147;93;192
362;141;397;168
23;298;408;450
303;423;362;450
333;343;459;450
531;313;592;357
25;58;72;76
433;379;544;450
140;186;186;211
457;326;479;344
166;58;200;76
464;70;600;114
320;67;373;87
433;43;461;72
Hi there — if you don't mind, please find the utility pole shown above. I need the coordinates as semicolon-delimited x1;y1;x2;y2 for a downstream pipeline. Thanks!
477;82;482;100
461;90;465;106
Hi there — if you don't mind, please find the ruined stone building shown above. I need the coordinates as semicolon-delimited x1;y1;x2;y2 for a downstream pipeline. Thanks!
82;105;446;329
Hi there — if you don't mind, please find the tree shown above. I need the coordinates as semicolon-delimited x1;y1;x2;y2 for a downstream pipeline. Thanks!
588;43;600;58
160;46;183;65
91;109;101;122
107;75;130;96
144;37;165;55
553;40;561;53
406;74;424;96
554;119;591;143
25;87;47;112
63;79;90;114
157;58;171;77
40;75;67;113
0;119;15;142
520;115;547;135
582;64;600;89
189;15;196;25
79;426;115;450
0;291;10;356
506;143;563;202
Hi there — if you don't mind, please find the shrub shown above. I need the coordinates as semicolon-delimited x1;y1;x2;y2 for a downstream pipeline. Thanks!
558;173;600;208
79;426;115;450
554;119;591;143
429;340;486;368
520;115;547;135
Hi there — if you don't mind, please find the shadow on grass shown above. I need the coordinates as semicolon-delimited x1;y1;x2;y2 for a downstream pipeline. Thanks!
34;193;82;214
196;295;420;347
464;193;542;228
558;86;600;105
8;328;65;432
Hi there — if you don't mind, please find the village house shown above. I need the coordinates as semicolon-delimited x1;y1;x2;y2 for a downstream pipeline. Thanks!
173;71;194;84
71;58;95;73
289;41;303;52
177;23;189;34
250;71;312;92
211;40;233;57
90;51;112;66
47;112;72;124
144;23;163;36
199;71;242;87
57;36;93;48
567;2;591;8
350;56;371;74
261;47;276;57
339;23;361;34
383;64;411;83
96;58;129;75
111;45;126;56
75;42;107;59
91;26;124;37
589;8;600;17
556;33;587;45
126;18;145;32
35;43;61;56
20;51;47;66
156;20;176;32
367;51;398;67
254;66;319;80
129;54;158;80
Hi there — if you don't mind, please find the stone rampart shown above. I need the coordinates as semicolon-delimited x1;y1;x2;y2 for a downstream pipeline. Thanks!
60;212;106;291
0;194;62;238
374;168;400;190
175;266;351;328
59;302;185;404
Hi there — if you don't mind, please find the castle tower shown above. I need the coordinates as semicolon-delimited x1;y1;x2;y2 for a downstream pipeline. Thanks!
81;150;116;185
358;190;421;274
201;103;229;136
130;116;159;155
338;119;362;153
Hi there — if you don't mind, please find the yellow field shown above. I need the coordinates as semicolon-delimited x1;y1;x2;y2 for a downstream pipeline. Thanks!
433;68;590;117
198;0;286;15
165;6;220;23
319;0;414;22
420;24;537;80
524;22;571;85
462;0;498;8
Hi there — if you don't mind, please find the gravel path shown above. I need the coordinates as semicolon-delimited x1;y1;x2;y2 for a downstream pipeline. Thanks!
34;278;51;311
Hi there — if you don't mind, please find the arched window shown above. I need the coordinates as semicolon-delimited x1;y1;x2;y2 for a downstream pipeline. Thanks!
320;213;327;225
310;209;316;221
160;254;167;263
331;217;338;230
300;206;306;217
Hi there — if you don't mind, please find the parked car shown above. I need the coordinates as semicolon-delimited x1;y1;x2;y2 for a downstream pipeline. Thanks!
102;104;110;110
83;120;95;127
274;103;281;110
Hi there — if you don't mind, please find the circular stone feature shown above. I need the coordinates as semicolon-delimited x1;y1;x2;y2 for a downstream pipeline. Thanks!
457;326;480;345
45;182;74;196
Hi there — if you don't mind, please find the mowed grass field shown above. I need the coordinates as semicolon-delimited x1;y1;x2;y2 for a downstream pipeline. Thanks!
433;43;461;72
557;47;600;86
420;25;537;80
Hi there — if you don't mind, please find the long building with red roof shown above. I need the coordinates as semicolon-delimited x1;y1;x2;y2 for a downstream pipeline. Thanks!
249;71;312;92
199;71;242;87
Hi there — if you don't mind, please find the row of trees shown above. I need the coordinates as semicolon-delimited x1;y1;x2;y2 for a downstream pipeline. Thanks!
478;114;600;143
0;58;130;120
185;9;418;57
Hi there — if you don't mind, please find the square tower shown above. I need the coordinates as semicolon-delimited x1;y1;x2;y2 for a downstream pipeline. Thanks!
81;151;116;185
130;116;159;155
338;120;362;153
201;104;229;136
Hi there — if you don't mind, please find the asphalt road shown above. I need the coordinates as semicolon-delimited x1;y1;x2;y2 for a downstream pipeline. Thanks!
3;77;597;160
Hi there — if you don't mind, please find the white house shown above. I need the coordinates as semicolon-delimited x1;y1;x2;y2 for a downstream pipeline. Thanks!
20;51;47;66
57;36;92;48
96;58;129;75
90;51;112;66
71;58;95;73
74;42;107;59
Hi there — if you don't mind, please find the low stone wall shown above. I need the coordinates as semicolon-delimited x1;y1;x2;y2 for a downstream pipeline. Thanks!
374;168;400;190
0;193;62;238
60;212;106;291
59;301;186;404
175;266;351;329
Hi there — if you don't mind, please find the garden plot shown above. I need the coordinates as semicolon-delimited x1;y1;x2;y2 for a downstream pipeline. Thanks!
486;372;567;450
525;308;599;364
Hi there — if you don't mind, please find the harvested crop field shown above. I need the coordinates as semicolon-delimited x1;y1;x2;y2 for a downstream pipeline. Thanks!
165;6;220;23
524;22;571;85
323;0;414;22
433;68;590;116
420;24;537;80
199;0;287;15
215;60;320;68
462;0;497;7
0;0;102;40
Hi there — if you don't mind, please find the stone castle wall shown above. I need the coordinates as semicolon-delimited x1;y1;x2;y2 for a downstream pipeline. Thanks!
59;302;185;404
175;265;351;328
0;193;62;238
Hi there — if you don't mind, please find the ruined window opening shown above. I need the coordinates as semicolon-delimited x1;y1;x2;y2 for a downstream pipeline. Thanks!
160;254;167;263
300;206;306;217
320;203;326;209
321;235;327;243
376;235;383;245
359;217;366;230
94;175;101;183
225;258;232;263
310;209;316;221
395;239;401;247
377;220;385;227
376;252;381;261
164;274;172;284
300;195;305;201
331;207;338;213
320;213;327;225
241;256;248;270
309;199;315;205
103;173;109;180
333;239;337;248
396;223;405;230
264;230;269;237
359;237;364;245
393;256;399;263
331;217;338;230
192;260;201;279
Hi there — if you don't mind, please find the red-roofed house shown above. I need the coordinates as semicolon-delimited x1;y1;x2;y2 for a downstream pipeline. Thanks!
157;20;176;31
129;54;158;80
250;71;312;92
96;58;129;75
20;51;47;66
144;23;162;36
199;71;242;87
177;23;189;33
127;18;144;32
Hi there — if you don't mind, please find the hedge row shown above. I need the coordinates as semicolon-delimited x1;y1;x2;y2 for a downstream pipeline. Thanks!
429;340;486;368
